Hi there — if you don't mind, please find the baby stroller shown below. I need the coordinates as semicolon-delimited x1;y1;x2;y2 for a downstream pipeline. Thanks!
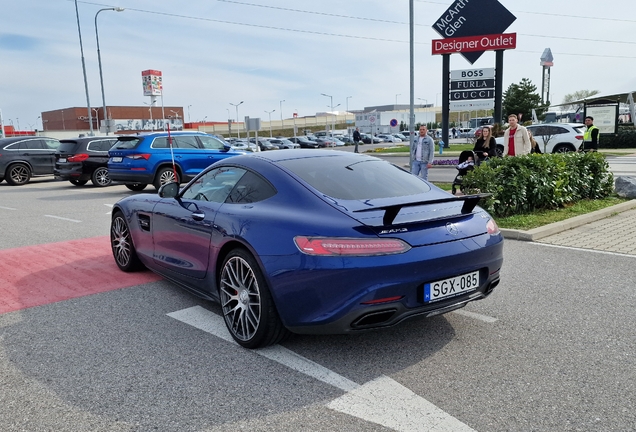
451;150;476;195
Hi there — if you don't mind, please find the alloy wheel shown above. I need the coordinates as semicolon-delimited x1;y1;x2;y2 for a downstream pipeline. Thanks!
111;215;133;268
92;167;111;187
220;256;262;343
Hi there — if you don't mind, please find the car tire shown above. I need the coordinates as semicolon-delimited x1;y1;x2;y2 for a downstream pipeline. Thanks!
125;183;147;192
69;179;89;186
154;167;180;190
91;167;111;187
110;211;144;272
496;145;504;158
5;163;31;186
552;144;575;153
219;248;290;348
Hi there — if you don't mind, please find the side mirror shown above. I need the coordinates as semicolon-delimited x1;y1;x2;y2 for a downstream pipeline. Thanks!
158;182;180;198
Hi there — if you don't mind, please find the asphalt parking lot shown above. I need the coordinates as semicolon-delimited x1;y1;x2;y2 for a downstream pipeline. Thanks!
1;178;635;432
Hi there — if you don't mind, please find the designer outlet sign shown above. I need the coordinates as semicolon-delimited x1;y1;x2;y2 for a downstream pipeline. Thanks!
432;0;516;64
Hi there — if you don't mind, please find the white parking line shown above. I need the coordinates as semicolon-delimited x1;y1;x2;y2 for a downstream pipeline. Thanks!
168;306;475;432
44;215;82;223
452;309;498;323
531;241;636;258
0;206;17;210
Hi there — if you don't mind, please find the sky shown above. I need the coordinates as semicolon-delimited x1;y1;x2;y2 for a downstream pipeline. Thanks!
2;0;636;130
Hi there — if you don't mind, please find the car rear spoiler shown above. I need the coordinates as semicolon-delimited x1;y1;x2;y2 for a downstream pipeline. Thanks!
353;193;491;226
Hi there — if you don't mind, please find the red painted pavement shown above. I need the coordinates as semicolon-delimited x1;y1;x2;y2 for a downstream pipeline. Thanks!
0;236;161;314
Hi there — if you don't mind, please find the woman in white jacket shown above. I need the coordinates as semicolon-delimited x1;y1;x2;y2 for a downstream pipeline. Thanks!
502;114;531;156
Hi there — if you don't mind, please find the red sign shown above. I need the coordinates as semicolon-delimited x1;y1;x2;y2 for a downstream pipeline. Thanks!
432;33;516;55
141;69;162;76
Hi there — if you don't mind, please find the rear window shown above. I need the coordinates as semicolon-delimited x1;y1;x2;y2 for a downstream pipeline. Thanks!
113;137;141;149
58;141;81;153
88;139;117;152
279;156;431;200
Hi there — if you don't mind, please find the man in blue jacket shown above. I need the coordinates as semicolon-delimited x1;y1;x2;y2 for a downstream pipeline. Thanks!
410;125;435;180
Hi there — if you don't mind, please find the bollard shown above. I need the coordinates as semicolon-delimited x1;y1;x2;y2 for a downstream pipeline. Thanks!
438;140;444;155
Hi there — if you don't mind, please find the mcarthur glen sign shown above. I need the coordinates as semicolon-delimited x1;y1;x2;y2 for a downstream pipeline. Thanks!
432;0;516;64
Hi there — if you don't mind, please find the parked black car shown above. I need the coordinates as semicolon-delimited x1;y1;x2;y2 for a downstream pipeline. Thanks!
288;136;320;149
0;136;61;185
55;136;118;187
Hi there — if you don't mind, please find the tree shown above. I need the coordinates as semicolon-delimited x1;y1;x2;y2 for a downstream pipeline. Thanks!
562;89;600;111
502;78;546;124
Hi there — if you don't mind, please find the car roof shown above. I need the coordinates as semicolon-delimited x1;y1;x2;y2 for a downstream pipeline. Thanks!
116;131;206;138
60;136;117;143
0;136;56;144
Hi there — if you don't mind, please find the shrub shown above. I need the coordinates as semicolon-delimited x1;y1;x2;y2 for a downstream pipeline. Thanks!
600;128;636;149
461;152;614;217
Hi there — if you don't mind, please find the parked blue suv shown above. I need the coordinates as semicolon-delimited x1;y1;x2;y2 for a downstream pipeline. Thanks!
108;131;245;191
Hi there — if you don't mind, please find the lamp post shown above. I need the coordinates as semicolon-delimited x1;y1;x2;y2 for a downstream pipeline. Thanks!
74;0;94;136
417;98;428;108
37;116;41;131
321;93;334;136
396;94;401;105
16;118;20;131
187;105;192;123
95;7;124;136
143;100;156;130
345;96;353;139
92;108;99;132
265;109;275;137
279;99;285;130
229;101;244;138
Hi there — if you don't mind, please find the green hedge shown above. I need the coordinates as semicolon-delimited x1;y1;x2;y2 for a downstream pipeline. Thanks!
462;152;614;217
600;127;636;148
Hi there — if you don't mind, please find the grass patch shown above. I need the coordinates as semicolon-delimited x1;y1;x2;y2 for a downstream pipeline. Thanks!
495;196;629;230
432;182;453;191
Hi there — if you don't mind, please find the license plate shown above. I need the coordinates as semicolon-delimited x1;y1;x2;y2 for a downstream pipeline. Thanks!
424;271;479;303
111;157;122;163
58;158;67;163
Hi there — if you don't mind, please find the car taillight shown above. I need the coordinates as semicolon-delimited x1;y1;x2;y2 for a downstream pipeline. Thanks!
486;219;500;235
126;154;151;160
575;135;583;140
67;153;89;162
294;236;411;256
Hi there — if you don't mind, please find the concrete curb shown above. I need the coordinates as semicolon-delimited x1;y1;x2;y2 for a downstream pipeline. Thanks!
499;199;636;241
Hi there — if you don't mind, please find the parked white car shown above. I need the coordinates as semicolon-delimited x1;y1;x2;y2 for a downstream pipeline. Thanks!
495;123;584;156
377;134;402;143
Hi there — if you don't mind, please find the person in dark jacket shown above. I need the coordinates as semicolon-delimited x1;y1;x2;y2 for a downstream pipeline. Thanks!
472;126;497;163
353;127;362;153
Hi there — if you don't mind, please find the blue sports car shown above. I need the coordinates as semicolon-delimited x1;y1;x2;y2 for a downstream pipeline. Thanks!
110;150;504;348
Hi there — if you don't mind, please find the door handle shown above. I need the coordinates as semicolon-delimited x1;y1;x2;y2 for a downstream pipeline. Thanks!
191;211;205;221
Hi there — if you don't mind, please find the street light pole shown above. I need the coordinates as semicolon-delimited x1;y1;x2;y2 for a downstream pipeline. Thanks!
143;101;156;130
396;94;401;106
265;109;275;137
92;108;99;132
229;101;244;138
95;7;124;136
279;100;285;130
187;105;192;123
74;0;94;136
417;98;428;107
321;93;333;136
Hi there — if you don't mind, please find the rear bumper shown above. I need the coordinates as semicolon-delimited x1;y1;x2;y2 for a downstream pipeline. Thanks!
265;234;505;333
108;170;154;184
286;275;500;334
54;165;88;181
